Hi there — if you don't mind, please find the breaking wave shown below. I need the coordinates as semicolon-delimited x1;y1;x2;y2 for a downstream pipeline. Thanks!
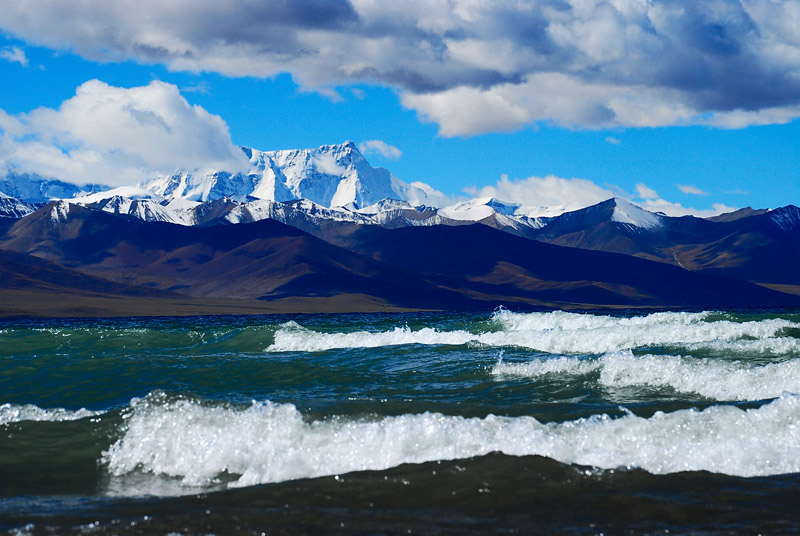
0;403;103;426
493;350;800;401
268;310;800;354
102;392;800;492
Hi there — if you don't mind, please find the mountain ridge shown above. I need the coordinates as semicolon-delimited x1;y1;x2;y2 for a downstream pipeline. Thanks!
0;201;797;316
1;142;798;315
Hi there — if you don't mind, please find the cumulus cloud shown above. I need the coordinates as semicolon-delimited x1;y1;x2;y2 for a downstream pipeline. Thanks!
0;0;798;135
466;173;616;212
0;45;27;67
358;140;402;160
605;136;621;145
678;184;708;195
0;79;249;185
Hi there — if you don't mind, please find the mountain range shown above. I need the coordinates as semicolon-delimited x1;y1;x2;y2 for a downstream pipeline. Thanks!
0;142;798;316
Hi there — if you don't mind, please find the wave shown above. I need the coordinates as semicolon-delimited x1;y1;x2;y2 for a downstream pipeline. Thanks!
267;310;799;354
269;321;477;352
102;392;800;492
493;350;800;401
681;337;800;356
0;403;104;425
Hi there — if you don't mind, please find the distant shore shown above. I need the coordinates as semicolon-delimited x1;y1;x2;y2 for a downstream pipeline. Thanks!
0;289;741;319
0;290;430;319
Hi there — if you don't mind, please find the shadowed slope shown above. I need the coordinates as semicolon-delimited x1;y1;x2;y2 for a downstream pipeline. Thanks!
343;223;800;308
0;203;478;309
1;203;798;313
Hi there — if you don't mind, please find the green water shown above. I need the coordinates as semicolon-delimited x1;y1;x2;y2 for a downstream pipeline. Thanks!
2;309;800;534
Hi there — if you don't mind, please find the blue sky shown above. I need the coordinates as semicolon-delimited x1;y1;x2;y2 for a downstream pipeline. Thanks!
0;1;799;215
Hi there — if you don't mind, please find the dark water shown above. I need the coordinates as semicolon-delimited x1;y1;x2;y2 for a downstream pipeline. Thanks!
2;309;800;535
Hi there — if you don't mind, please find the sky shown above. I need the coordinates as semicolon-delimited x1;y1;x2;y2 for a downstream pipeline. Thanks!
0;0;799;216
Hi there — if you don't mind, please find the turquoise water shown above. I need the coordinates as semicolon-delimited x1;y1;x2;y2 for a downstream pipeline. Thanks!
3;309;800;534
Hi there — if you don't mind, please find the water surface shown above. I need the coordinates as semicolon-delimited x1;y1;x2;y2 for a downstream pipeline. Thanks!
3;309;800;534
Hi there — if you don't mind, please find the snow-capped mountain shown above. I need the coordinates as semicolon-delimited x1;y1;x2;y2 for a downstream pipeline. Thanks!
0;141;765;244
141;141;448;209
0;171;107;204
531;197;665;238
439;197;553;233
0;141;448;211
11;182;682;242
768;205;800;233
0;195;40;219
0;141;671;235
609;198;664;229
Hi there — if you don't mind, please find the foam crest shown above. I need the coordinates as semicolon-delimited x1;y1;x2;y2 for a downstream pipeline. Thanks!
493;351;800;401
269;321;475;352
268;312;798;354
492;309;713;332
493;356;601;377
683;337;800;356
0;403;103;425
103;393;800;492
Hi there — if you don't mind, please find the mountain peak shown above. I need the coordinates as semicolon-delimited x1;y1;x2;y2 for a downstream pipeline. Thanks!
769;205;800;232
609;198;662;229
48;200;71;225
707;206;768;223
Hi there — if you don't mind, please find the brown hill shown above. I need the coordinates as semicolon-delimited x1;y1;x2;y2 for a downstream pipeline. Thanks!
1;202;798;316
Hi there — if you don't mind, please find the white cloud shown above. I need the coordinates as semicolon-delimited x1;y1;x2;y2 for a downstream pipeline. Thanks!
402;84;535;137
605;136;621;145
632;181;730;216
677;184;708;195
640;198;736;218
466;174;615;212
358;140;402;160
402;72;702;135
312;153;347;176
0;79;248;185
636;183;660;200
406;180;453;207
1;1;799;135
0;45;28;67
467;174;733;217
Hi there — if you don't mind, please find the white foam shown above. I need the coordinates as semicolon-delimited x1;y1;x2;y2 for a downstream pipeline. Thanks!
493;356;602;377
268;311;799;355
682;337;800;356
493;351;800;401
102;393;800;492
0;403;103;425
269;321;476;352
493;310;712;331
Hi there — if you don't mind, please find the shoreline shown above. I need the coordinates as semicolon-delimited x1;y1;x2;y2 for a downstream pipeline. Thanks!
2;289;795;321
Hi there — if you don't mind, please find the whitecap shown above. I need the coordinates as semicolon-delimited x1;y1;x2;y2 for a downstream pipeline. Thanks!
0;403;104;425
493;350;800;401
267;310;799;354
102;393;800;492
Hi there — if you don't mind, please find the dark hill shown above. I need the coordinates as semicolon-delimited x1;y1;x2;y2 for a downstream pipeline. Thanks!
521;200;800;289
0;202;479;310
343;223;800;308
1;202;798;314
